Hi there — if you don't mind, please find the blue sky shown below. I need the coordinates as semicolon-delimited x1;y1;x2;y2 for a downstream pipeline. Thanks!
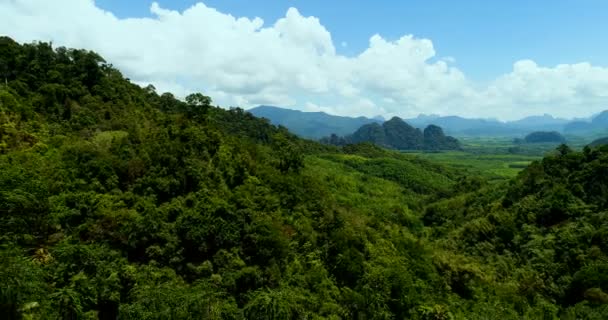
96;0;608;81
3;0;608;119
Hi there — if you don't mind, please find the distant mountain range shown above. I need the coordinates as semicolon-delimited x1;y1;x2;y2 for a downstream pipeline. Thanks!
249;106;608;139
589;137;608;147
391;113;574;136
248;106;382;139
564;111;608;134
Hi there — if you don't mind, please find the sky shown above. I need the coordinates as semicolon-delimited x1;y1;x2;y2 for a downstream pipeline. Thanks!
1;0;608;120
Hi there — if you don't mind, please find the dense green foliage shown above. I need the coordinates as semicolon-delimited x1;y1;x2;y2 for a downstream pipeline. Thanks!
321;118;461;151
425;144;608;317
1;38;607;319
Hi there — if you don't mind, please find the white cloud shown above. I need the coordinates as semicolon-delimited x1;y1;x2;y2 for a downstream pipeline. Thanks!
1;0;607;120
484;61;608;118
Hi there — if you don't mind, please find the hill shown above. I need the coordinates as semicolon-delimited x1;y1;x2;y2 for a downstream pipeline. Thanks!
323;117;461;150
2;37;608;319
248;105;381;139
424;144;608;318
523;131;566;143
0;37;468;319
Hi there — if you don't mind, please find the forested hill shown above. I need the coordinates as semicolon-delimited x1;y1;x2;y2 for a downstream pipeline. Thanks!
322;117;461;151
523;131;566;144
1;37;608;319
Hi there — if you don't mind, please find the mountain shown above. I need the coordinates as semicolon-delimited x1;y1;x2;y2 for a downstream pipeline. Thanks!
328;117;461;150
589;137;608;147
508;114;570;130
408;114;571;136
381;117;424;149
248;105;381;139
564;110;608;135
564;120;591;134
249;106;607;139
594;110;608;124
406;115;505;135
350;122;387;146
423;125;462;150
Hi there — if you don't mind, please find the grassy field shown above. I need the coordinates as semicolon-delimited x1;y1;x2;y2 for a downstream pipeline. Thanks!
404;137;563;180
410;151;539;180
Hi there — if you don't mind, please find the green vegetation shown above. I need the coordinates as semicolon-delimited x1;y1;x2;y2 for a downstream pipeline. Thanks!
406;135;604;181
409;151;538;180
2;38;608;319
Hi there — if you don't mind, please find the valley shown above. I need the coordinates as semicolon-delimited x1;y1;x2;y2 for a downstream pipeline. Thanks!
408;150;538;180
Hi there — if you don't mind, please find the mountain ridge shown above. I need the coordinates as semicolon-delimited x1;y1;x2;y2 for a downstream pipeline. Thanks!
322;116;461;150
250;105;607;138
249;105;381;139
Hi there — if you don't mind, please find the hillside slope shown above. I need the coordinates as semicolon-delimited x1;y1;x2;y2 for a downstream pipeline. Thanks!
1;38;607;319
0;37;466;319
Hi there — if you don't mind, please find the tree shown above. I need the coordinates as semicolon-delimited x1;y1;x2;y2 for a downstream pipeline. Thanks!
185;93;211;108
272;133;303;173
185;93;212;120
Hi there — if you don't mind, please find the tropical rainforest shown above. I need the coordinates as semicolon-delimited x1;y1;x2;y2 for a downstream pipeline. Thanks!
1;37;608;319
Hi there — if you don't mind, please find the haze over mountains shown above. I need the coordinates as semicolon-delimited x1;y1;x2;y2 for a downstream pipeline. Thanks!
564;110;608;134
249;106;382;139
249;106;608;139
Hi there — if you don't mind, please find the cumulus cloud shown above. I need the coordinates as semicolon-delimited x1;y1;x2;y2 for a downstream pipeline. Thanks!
483;61;608;117
1;0;607;120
